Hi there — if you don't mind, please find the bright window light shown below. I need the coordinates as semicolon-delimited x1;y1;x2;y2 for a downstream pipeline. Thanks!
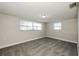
20;20;32;26
33;22;42;30
54;22;62;30
20;26;27;30
20;20;42;31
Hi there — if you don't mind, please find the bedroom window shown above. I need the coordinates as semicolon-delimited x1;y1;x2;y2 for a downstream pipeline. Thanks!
20;20;42;31
53;22;62;30
33;22;42;30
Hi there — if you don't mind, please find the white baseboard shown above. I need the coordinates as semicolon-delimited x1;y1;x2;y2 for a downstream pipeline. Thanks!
47;36;78;44
0;37;43;49
0;36;77;49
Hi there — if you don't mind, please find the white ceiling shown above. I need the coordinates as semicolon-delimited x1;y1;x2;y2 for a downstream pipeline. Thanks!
0;2;77;22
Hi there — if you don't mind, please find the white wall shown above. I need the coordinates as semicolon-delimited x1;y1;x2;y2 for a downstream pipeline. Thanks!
0;13;78;49
0;13;45;49
77;5;79;55
46;19;78;43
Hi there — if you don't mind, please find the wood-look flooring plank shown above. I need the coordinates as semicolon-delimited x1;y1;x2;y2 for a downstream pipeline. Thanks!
0;37;78;56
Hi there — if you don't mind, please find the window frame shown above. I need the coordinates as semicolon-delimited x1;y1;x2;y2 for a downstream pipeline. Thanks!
19;20;42;31
53;22;62;30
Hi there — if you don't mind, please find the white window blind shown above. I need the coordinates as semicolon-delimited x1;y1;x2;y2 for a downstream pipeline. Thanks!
53;22;61;30
20;20;42;31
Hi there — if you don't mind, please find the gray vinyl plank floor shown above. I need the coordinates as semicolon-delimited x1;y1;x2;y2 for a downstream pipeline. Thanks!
0;37;78;56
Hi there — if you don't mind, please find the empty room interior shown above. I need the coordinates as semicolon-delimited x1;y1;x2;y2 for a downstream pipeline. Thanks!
0;2;79;56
